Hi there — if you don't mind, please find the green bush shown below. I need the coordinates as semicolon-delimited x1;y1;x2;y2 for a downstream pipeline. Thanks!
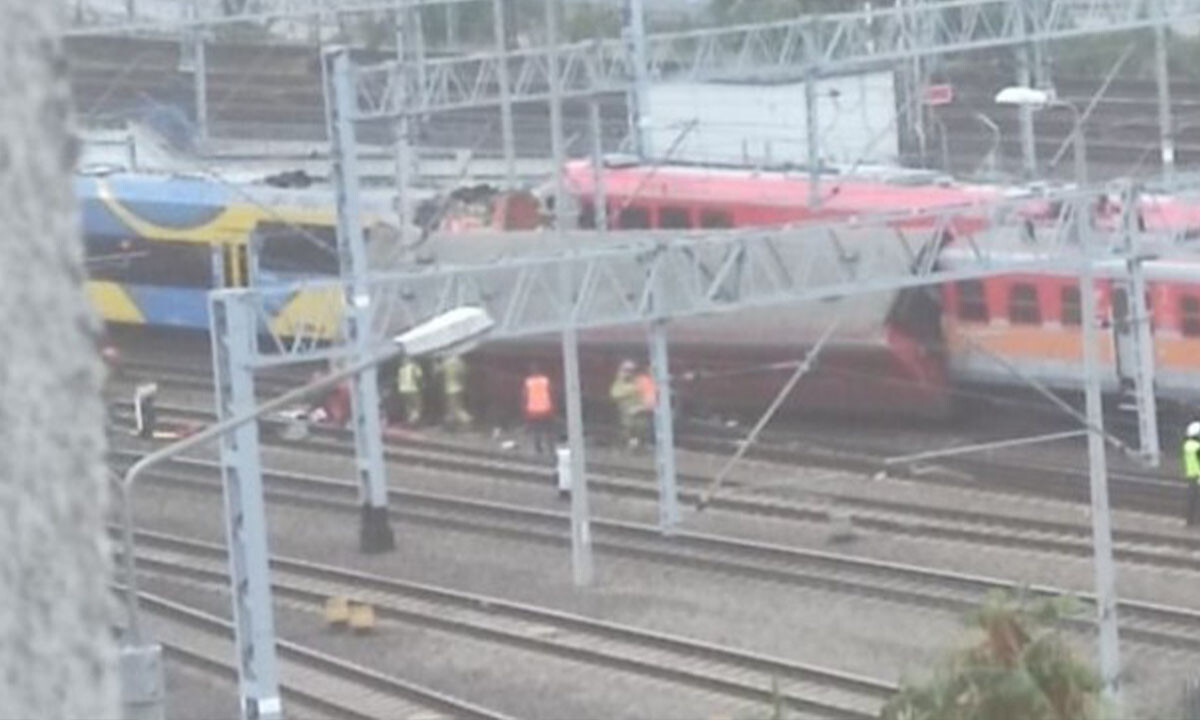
881;592;1105;720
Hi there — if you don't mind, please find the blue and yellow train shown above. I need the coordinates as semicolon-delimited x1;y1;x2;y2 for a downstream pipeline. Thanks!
79;171;385;338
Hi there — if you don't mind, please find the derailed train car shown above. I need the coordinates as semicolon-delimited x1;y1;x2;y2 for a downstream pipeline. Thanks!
79;170;396;339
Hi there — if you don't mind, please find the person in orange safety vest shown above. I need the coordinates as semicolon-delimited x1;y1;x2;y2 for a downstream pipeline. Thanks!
523;364;555;455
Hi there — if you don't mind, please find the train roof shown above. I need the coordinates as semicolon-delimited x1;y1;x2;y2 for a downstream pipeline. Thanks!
76;170;396;243
562;159;1009;214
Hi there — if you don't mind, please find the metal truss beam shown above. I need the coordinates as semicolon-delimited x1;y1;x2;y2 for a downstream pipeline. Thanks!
66;0;485;36
240;186;1154;369
350;0;1200;119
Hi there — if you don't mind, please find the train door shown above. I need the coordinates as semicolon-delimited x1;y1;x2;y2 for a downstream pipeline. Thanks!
1110;286;1137;390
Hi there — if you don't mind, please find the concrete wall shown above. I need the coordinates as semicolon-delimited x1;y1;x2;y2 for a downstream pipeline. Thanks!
0;2;118;717
645;71;899;168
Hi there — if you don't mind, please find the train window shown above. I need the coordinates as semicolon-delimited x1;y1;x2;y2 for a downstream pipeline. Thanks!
1008;283;1042;325
699;210;732;228
88;239;213;288
618;205;651;229
1060;286;1081;326
257;222;338;275
957;280;989;322
659;206;692;229
1181;295;1200;337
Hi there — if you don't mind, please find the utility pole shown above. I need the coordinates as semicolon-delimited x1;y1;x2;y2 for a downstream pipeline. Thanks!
546;0;568;231
493;0;517;188
0;2;119;716
394;1;413;245
1016;0;1038;179
624;0;651;160
182;0;208;148
1121;182;1160;466
589;96;608;232
1154;15;1175;182
547;0;592;585
1078;199;1122;702
325;47;397;553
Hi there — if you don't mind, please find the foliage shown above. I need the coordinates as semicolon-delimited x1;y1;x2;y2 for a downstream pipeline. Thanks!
564;1;623;42
881;592;1104;720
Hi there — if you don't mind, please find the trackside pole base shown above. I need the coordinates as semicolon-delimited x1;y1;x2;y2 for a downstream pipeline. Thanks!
119;642;165;720
359;503;396;553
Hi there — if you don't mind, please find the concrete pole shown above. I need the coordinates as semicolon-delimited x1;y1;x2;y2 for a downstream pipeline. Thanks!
1016;0;1037;179
589;96;608;232
1078;205;1122;702
805;68;820;207
446;2;458;48
1155;22;1175;182
649;319;679;531
625;0;652;159
493;0;517;189
325;48;396;553
0;4;118;716
546;0;569;230
193;27;208;147
394;3;412;244
562;327;593;586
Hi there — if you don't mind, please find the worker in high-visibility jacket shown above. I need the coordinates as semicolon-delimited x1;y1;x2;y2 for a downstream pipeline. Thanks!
634;366;656;445
1184;421;1200;526
441;354;472;429
523;365;555;455
610;359;642;448
397;358;424;425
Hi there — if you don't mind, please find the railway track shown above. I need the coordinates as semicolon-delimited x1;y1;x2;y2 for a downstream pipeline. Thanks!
675;419;1188;518
106;397;1200;573
133;586;513;720
127;528;895;719
110;445;1200;656
110;357;1187;516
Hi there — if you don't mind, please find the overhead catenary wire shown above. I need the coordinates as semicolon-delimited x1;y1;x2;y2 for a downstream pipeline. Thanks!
694;318;842;513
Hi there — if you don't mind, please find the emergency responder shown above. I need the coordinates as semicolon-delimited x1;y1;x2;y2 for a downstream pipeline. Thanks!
397;357;424;425
134;382;158;439
635;364;656;444
441;353;472;429
610;359;642;448
1184;422;1200;526
523;364;555;455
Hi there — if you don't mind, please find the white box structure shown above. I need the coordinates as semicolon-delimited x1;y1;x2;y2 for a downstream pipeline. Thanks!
644;71;899;168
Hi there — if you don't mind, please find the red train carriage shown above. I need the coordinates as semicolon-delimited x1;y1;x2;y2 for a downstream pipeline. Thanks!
431;161;1012;422
940;230;1200;409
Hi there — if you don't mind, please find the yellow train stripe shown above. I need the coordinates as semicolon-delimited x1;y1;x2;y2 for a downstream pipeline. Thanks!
267;286;344;340
87;281;145;323
97;180;254;243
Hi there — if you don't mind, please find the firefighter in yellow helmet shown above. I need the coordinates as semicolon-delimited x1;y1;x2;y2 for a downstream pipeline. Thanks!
440;353;472;429
396;357;424;425
609;359;642;448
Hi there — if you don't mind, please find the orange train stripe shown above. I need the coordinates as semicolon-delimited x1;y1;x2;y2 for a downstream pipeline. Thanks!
947;322;1200;371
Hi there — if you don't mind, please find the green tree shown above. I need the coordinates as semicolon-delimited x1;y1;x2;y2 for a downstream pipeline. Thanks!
882;592;1105;720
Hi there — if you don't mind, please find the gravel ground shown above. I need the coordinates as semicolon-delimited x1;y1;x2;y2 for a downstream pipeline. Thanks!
139;567;782;720
161;657;239;720
127;461;1200;719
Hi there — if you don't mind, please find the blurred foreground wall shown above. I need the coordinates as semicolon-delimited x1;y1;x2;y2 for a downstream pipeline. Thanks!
0;2;117;716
